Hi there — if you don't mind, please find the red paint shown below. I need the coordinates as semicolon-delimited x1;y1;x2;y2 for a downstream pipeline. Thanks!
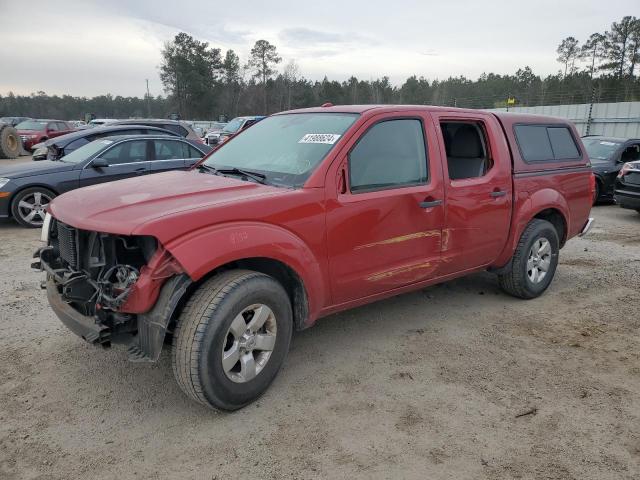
48;105;592;326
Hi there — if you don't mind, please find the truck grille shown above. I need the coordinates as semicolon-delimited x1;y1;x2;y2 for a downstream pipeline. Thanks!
57;222;78;268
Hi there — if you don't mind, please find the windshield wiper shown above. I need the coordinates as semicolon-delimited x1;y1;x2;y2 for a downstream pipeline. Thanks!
216;167;267;184
198;164;219;174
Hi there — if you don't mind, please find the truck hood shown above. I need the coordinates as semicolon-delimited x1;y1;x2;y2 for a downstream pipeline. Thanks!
48;169;286;236
0;160;76;178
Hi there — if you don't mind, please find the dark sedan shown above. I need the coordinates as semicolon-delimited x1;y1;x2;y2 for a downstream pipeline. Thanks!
614;160;640;214
0;135;211;228
583;136;640;203
32;125;179;161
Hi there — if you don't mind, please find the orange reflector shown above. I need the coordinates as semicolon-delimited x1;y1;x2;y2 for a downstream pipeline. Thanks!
0;192;11;198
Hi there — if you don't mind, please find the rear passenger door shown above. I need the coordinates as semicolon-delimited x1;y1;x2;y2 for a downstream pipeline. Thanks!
79;139;150;187
431;111;512;275
149;139;188;172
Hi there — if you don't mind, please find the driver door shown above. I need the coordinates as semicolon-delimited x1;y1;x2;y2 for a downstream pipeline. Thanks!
79;139;150;187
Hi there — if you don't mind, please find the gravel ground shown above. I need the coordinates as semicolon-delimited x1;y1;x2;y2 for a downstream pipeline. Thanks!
0;198;639;479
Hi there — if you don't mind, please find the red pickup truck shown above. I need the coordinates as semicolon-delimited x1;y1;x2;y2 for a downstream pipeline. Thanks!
34;105;594;410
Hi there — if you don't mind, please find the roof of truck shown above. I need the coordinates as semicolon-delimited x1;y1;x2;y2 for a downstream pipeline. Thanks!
276;105;571;124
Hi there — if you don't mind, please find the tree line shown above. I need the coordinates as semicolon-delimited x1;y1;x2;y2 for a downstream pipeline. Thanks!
1;15;639;121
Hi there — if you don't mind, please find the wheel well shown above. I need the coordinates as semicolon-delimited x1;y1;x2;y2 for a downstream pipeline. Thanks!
533;208;567;247
181;257;309;331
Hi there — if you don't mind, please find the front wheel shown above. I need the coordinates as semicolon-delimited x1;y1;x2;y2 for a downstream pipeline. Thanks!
172;270;293;410
11;187;56;228
498;219;559;299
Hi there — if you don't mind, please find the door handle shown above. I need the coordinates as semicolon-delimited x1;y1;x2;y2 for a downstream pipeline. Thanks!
419;199;442;208
490;190;507;198
134;167;147;173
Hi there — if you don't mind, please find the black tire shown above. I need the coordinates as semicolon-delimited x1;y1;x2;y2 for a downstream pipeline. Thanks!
11;187;56;228
0;124;21;159
498;219;559;299
172;270;293;410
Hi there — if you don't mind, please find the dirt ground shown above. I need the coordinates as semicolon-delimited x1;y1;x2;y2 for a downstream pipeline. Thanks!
0;197;639;479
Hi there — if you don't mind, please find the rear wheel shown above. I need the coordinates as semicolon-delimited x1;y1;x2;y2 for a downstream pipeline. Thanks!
11;187;55;228
172;270;293;410
498;219;559;299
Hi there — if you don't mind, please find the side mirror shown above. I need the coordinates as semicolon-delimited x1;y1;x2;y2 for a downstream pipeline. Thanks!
91;158;109;168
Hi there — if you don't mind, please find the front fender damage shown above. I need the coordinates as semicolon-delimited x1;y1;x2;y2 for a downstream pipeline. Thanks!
127;273;192;362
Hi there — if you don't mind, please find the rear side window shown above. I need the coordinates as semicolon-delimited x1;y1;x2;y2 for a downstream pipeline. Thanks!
153;139;184;160
66;137;90;151
514;125;580;162
163;124;188;136
349;119;427;193
183;143;203;159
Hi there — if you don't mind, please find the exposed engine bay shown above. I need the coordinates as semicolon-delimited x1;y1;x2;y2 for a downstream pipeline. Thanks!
33;215;190;361
36;217;157;316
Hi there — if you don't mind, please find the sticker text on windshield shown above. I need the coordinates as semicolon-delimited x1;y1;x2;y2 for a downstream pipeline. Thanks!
298;133;341;145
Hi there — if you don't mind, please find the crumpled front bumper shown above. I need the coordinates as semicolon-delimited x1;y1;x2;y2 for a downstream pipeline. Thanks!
46;279;110;344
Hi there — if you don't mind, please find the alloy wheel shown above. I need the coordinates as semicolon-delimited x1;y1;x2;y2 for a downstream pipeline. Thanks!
16;191;52;227
221;304;278;383
527;237;551;284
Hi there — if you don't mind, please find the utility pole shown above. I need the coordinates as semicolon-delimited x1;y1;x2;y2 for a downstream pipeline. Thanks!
145;79;151;118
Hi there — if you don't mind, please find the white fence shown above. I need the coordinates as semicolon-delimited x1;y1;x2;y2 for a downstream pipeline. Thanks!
488;101;640;138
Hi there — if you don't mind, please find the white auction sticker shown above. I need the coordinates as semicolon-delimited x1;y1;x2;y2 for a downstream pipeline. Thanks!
600;141;616;146
298;133;341;144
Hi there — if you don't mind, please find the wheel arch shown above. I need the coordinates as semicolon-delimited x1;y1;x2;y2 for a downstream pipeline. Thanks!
161;221;327;329
184;257;310;332
493;188;570;268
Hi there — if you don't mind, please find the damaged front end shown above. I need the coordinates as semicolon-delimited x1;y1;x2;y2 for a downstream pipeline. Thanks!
33;215;190;362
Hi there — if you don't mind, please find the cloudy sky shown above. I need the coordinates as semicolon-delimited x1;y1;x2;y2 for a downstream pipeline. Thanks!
0;0;636;98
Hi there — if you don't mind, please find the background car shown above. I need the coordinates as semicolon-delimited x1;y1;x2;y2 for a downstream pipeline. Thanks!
87;118;117;128
0;135;211;227
109;119;202;142
217;116;265;145
31;125;180;160
583;136;640;203
203;122;228;146
0;116;32;127
614;160;640;214
15;119;75;151
69;120;89;130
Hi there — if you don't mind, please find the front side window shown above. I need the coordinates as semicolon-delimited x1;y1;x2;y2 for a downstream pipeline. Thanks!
514;125;580;162
47;123;59;131
204;113;358;186
101;140;148;165
349;119;427;192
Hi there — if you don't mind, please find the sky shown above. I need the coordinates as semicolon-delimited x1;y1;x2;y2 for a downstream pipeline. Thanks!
0;0;636;98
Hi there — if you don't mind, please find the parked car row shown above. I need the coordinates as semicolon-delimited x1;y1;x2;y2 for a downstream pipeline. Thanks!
0;134;211;227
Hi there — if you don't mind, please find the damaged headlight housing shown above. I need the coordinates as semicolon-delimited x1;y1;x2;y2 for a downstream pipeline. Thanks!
0;177;10;189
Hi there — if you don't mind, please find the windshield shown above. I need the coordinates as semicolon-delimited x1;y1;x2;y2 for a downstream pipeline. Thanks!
204;113;358;186
222;118;245;134
16;120;46;131
59;139;113;163
583;138;622;162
